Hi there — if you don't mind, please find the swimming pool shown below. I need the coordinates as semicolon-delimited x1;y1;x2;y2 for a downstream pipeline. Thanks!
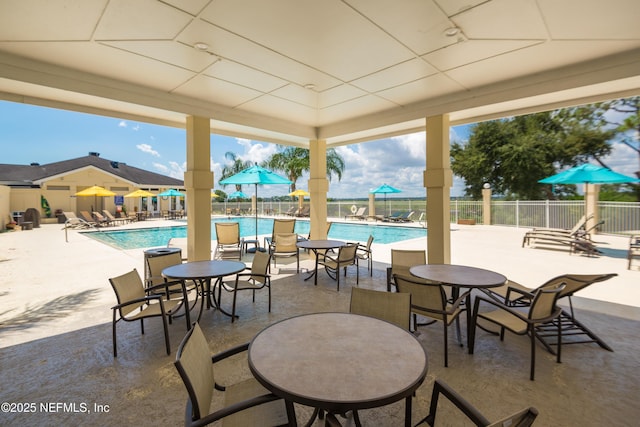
82;217;426;249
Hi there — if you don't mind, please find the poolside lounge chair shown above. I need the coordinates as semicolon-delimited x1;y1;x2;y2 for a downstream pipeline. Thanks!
530;213;593;237
284;206;297;216
295;206;310;217
102;210;130;225
345;207;367;221
62;211;92;229
93;211;114;226
79;210;100;226
484;273;617;353
416;379;538;426
382;211;403;222
522;232;601;256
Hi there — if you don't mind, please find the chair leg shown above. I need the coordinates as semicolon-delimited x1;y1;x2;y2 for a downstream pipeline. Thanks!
232;289;238;323
443;321;449;368
160;307;171;356
529;326;536;381
112;310;118;357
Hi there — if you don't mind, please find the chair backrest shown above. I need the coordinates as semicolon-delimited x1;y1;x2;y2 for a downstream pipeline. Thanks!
529;283;565;320
109;269;146;317
355;207;366;216
102;210;116;220
63;211;79;220
174;323;214;422
364;235;374;250
80;211;94;222
487;406;539;427
390;249;426;278
215;222;240;245
146;252;183;286
250;250;271;283
350;287;411;330
427;379;538;427
274;233;298;252
272;219;296;237
394;274;448;320
338;243;358;263
538;273;617;299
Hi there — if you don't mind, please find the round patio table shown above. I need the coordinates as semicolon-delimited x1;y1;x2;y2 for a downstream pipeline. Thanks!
296;239;345;285
248;312;427;427
163;260;245;321
409;264;506;351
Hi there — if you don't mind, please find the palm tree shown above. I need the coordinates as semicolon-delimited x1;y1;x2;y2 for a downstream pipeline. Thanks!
264;146;345;192
219;152;252;191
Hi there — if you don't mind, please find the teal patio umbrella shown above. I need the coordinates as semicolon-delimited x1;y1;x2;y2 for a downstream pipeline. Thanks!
539;164;640;185
220;164;292;251
370;183;402;215
158;188;185;210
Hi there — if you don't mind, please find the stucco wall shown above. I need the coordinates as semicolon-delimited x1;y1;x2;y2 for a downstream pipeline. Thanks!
0;185;10;228
5;167;178;222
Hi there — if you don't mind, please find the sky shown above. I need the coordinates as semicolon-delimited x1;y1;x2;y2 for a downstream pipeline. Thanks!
0;100;637;199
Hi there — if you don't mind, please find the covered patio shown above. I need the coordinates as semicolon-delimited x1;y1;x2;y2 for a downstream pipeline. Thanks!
1;2;640;425
1;221;639;425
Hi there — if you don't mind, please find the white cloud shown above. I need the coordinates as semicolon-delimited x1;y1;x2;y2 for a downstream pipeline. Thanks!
137;143;160;157
118;120;127;128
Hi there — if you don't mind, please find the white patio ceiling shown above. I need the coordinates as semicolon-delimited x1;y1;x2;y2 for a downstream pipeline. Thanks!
0;0;639;147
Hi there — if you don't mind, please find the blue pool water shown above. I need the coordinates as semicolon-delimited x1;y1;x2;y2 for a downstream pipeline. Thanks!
82;218;426;249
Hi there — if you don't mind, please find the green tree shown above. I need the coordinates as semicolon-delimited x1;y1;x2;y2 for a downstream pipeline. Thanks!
219;152;252;191
264;146;345;192
451;105;616;200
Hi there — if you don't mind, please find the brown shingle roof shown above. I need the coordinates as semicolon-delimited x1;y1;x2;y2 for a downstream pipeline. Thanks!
0;154;183;187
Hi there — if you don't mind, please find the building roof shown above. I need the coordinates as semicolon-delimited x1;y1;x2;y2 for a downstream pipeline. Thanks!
0;153;183;188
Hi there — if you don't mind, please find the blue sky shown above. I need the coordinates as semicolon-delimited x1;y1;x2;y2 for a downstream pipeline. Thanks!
1;100;636;199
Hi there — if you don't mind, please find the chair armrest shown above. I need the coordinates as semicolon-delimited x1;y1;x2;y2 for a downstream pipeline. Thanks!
111;294;162;311
473;295;530;323
211;342;250;363
235;272;270;280
424;379;490;426
450;289;472;310
189;393;284;427
504;286;535;304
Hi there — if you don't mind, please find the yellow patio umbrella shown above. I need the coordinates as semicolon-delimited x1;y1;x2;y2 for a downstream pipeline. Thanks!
75;185;116;212
124;189;156;198
288;189;310;209
211;191;219;198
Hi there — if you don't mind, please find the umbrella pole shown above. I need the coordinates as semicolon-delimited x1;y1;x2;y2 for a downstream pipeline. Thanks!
247;183;265;253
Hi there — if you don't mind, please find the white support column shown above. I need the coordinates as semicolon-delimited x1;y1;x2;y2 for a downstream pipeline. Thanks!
308;140;328;239
585;184;600;234
424;115;452;264
185;116;214;261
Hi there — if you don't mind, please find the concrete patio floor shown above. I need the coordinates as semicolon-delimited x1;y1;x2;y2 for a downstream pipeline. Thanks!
1;219;639;426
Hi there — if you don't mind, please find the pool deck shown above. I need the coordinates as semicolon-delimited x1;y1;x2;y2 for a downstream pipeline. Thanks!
1;216;639;426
